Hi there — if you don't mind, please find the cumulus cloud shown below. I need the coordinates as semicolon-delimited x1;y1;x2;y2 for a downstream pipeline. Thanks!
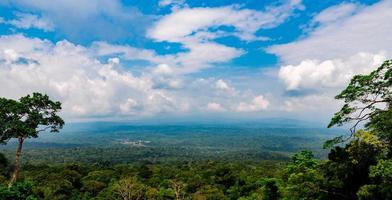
3;12;55;31
215;79;230;90
279;52;387;90
272;1;392;91
0;34;273;119
267;1;392;115
147;0;303;73
237;95;269;112
152;64;174;75
119;98;139;113
268;0;392;64
215;79;236;96
207;102;225;112
0;34;186;118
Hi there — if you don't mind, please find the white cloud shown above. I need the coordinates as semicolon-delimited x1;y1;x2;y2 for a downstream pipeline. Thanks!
207;102;225;112
237;95;269;112
0;34;185;118
0;34;274;119
91;41;166;64
146;0;303;73
152;64;174;75
279;52;387;90
268;0;392;64
5;13;55;31
272;1;392;91
119;98;138;113
215;79;230;90
158;0;187;10
265;1;392;116
92;35;244;74
312;3;360;25
282;94;335;112
215;79;236;96
173;41;244;73
108;57;120;65
149;1;303;42
152;76;183;90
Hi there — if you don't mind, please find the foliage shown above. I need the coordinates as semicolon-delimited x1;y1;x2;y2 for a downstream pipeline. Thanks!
0;152;8;174
356;159;392;199
282;151;325;200
321;139;380;199
261;178;280;200
328;60;392;142
0;161;284;200
0;181;38;200
0;93;64;143
0;93;64;184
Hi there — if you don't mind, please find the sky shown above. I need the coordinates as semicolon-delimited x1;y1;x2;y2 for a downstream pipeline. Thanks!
0;0;390;124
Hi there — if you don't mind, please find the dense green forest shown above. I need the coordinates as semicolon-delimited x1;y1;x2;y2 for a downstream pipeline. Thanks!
0;125;339;164
0;60;392;199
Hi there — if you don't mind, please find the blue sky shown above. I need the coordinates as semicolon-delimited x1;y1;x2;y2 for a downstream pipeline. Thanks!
0;0;390;124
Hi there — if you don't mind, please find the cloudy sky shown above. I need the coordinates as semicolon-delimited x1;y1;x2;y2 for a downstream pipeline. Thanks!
0;0;390;123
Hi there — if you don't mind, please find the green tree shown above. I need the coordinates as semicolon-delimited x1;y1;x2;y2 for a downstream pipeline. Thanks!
282;151;324;200
0;181;38;200
193;185;227;200
0;153;9;185
322;135;382;199
113;177;145;200
0;153;8;174
326;59;392;199
81;170;117;196
357;159;392;199
0;93;64;185
262;178;280;200
328;60;392;147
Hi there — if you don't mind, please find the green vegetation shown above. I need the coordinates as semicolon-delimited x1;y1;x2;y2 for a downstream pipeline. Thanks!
0;160;284;199
0;60;392;199
1;124;338;164
0;93;63;185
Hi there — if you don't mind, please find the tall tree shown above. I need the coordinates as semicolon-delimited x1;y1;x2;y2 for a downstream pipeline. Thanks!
327;60;392;147
326;59;392;199
0;93;64;185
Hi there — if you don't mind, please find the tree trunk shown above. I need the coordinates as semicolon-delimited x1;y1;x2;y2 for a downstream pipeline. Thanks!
9;136;24;186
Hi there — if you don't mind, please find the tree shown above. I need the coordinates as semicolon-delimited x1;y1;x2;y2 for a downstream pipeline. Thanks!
170;179;186;200
0;153;8;173
327;60;392;146
262;178;280;200
0;181;38;200
0;93;64;185
326;60;392;199
113;177;145;200
357;159;392;199
0;153;9;184
282;151;325;200
322;134;382;199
